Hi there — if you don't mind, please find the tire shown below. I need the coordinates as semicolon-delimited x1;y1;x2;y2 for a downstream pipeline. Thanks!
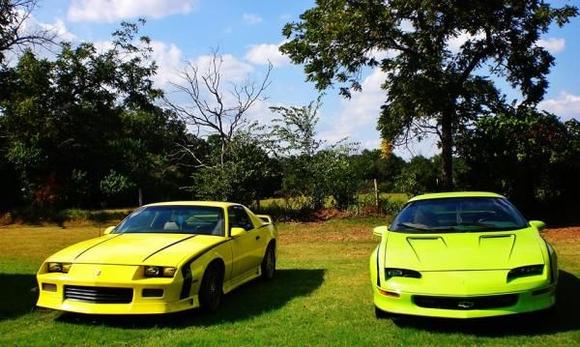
199;263;223;313
261;244;276;280
375;306;389;319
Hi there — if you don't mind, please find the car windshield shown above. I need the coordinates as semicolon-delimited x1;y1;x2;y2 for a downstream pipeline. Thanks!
390;197;528;233
114;206;225;236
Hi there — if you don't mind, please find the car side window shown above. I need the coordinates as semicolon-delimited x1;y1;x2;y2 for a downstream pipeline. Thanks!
228;206;254;231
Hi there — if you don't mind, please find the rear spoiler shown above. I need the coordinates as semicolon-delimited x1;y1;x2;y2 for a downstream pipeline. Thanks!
256;214;273;224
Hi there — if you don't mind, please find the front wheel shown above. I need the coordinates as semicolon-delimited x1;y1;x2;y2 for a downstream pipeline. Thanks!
199;264;223;313
261;244;276;280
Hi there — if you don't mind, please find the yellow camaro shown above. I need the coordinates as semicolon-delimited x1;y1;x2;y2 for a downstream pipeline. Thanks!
36;201;278;314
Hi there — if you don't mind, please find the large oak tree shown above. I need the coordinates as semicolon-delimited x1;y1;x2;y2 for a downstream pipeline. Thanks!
281;0;577;189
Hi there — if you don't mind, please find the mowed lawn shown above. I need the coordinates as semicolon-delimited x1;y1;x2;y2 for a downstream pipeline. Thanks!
1;219;579;346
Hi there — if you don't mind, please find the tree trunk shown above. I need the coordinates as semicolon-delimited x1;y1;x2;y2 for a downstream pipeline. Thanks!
138;187;143;207
441;111;454;191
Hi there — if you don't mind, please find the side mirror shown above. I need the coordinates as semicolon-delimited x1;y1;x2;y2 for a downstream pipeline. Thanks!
103;226;116;235
230;227;246;238
373;226;389;237
529;220;546;231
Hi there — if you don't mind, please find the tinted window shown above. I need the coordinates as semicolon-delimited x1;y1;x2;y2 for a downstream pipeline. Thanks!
228;206;254;231
115;206;225;236
391;197;528;233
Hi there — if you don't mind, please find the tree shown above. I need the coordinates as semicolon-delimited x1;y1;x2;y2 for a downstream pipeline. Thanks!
0;0;55;65
165;51;275;204
349;149;405;192
269;99;358;210
0;21;188;208
394;156;439;195
280;0;577;189
191;132;280;205
166;51;272;167
457;108;580;220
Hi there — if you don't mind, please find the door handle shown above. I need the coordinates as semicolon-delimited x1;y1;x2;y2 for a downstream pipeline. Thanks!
255;235;261;240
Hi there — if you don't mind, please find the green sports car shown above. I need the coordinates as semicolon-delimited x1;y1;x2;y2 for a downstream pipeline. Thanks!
371;192;557;319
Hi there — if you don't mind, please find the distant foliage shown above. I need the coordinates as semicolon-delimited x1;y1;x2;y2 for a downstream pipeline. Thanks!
457;108;580;221
191;133;280;205
269;99;359;210
0;21;190;208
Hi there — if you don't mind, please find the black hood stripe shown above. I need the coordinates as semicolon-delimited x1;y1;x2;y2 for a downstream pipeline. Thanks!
142;235;198;262
74;234;122;260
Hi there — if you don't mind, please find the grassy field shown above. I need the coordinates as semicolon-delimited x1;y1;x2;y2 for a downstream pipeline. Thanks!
0;218;579;346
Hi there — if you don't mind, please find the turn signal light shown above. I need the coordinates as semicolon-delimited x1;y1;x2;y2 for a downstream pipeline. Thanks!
378;288;400;298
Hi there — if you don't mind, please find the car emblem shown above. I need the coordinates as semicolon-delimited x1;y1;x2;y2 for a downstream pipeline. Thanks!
458;301;474;309
95;270;102;276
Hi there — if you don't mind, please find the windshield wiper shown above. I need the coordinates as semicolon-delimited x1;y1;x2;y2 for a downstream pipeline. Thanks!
396;222;429;231
395;223;456;232
455;221;498;230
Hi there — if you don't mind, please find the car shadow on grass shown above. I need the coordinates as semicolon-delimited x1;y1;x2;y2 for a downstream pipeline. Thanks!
55;268;325;328
0;273;38;321
392;270;580;336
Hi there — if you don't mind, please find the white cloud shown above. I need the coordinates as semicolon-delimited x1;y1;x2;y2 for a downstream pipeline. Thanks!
245;42;290;67
539;92;580;120
150;41;183;88
4;11;76;64
537;37;565;54
91;39;183;89
67;0;196;23
15;9;76;42
242;13;262;25
190;53;254;83
319;68;387;144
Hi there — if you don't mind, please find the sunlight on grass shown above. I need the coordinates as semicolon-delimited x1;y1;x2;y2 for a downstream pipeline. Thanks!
0;219;578;346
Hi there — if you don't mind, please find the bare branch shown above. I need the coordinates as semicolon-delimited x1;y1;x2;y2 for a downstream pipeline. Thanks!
0;0;58;61
164;50;271;166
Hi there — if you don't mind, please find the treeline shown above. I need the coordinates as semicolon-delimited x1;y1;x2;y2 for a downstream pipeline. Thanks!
0;23;194;212
0;20;579;225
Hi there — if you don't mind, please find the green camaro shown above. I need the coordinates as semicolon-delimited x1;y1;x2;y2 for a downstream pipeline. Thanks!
371;192;557;319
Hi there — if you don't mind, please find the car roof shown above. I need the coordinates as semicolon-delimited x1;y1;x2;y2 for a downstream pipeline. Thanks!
144;201;240;208
408;191;505;202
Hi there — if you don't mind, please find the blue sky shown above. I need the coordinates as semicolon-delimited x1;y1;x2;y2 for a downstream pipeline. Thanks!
28;0;580;159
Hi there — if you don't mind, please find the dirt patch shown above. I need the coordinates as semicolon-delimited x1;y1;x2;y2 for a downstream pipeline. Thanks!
543;226;580;243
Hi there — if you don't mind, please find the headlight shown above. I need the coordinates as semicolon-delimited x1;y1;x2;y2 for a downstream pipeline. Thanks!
47;262;71;273
144;266;177;278
507;265;544;280
385;268;421;279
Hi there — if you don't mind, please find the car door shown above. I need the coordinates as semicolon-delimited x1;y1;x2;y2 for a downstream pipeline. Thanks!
228;205;263;278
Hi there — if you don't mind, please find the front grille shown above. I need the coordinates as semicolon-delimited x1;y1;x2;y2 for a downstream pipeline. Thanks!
64;285;133;304
413;294;518;310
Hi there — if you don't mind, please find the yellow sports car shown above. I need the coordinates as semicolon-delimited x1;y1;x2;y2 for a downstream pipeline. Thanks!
36;201;277;314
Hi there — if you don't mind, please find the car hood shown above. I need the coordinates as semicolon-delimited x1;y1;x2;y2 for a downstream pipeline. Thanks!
47;233;226;266
384;227;544;271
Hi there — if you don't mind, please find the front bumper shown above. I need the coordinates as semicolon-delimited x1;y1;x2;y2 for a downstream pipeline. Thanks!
372;268;556;318
37;264;198;314
373;285;555;318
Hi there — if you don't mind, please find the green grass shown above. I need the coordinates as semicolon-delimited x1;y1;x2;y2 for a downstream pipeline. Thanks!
1;219;579;346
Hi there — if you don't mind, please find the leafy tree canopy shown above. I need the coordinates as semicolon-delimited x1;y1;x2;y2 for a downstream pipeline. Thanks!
281;0;577;188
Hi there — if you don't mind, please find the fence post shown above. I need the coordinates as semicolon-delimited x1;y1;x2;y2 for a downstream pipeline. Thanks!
374;178;379;214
